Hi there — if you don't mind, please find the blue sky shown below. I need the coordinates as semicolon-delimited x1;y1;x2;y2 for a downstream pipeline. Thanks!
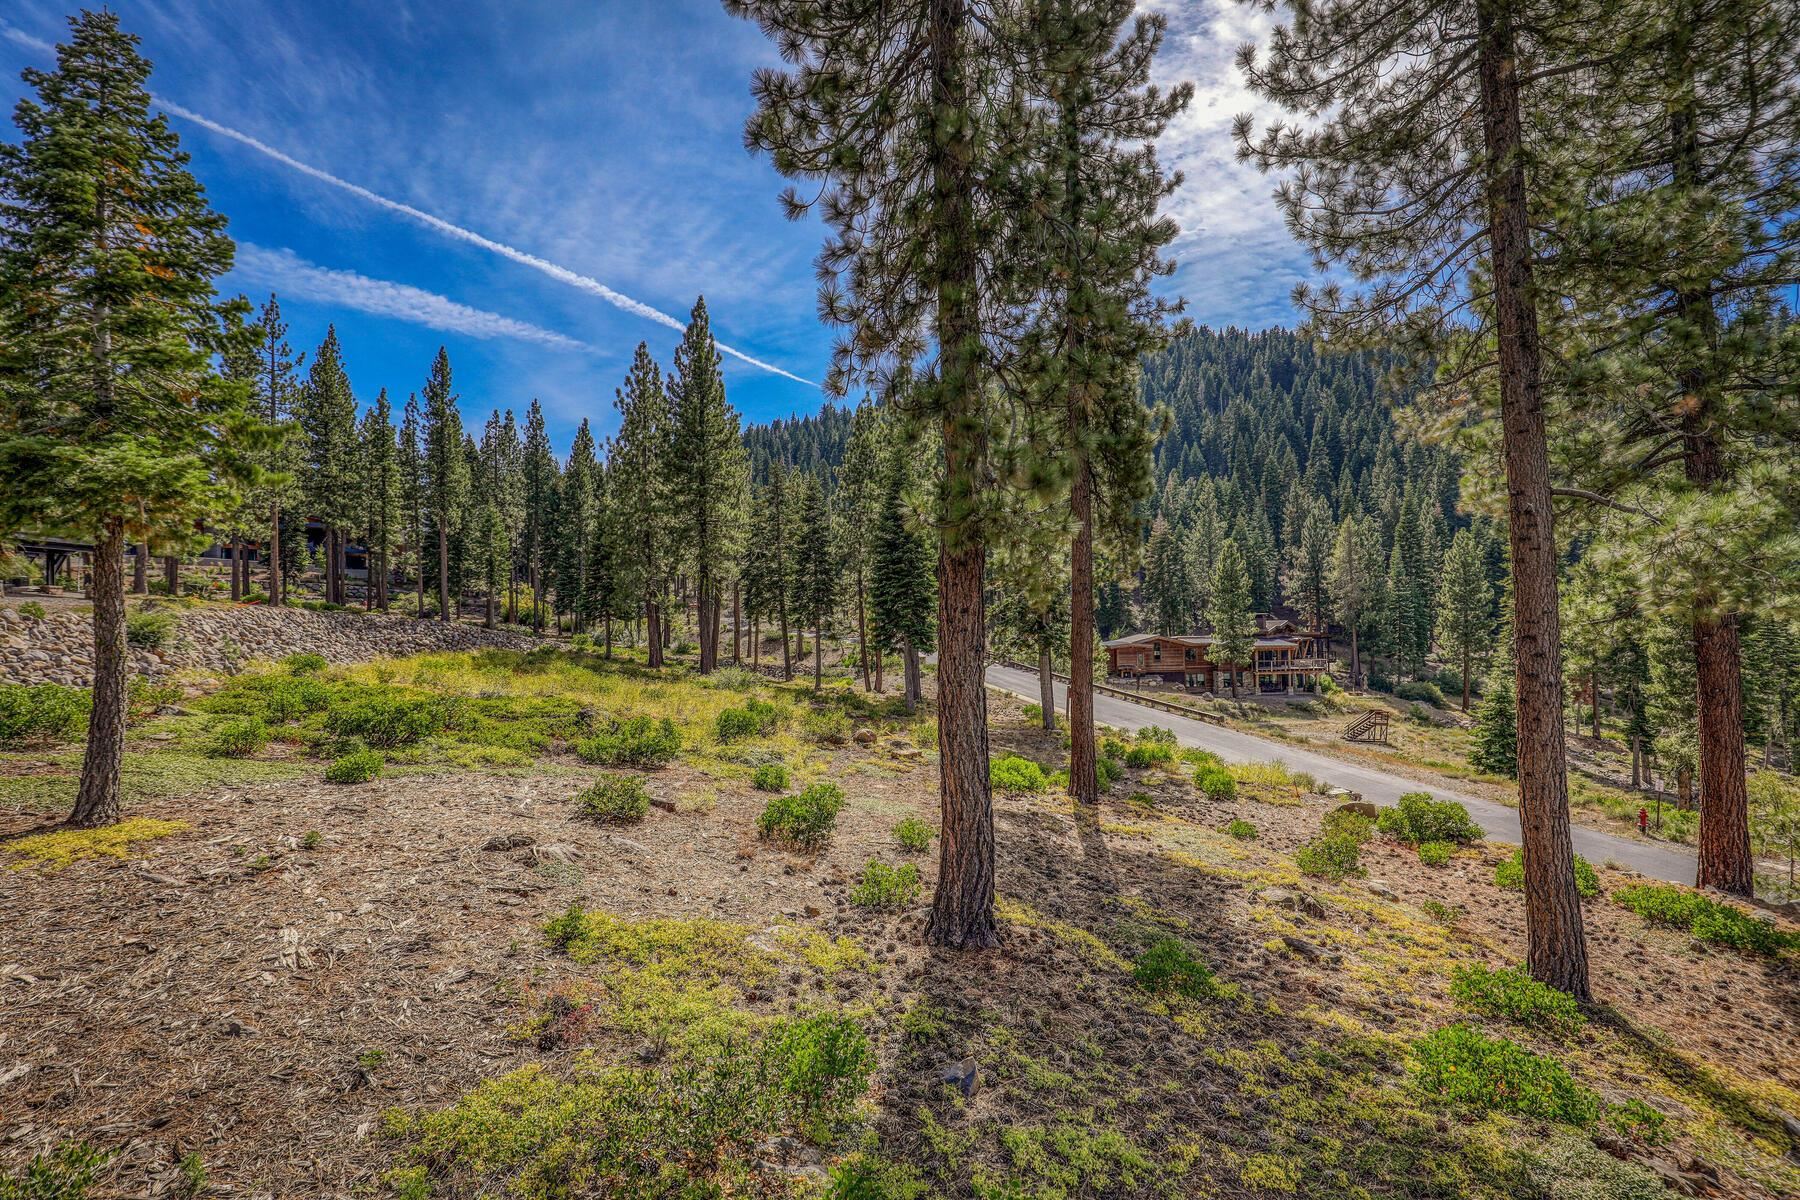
0;1;1309;456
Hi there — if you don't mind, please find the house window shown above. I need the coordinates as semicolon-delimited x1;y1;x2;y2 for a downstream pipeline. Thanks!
1185;647;1195;661
1151;643;1161;661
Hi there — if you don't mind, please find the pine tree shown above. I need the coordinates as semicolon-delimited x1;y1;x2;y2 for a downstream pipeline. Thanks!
358;390;401;610
1240;0;1592;995
741;475;791;674
1436;528;1491;710
609;343;671;666
299;327;358;604
1284;497;1334;643
790;472;839;690
1141;515;1190;635
1328;512;1380;687
249;295;303;603
729;0;1025;949
1470;635;1519;778
519;400;558;632
835;401;886;690
872;455;936;712
476;411;514;628
556;420;600;631
1210;539;1257;700
420;348;465;622
399;394;426;616
667;298;749;673
0;11;253;826
582;463;621;653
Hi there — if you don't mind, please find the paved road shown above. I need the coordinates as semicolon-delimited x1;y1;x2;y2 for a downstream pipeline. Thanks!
987;663;1699;886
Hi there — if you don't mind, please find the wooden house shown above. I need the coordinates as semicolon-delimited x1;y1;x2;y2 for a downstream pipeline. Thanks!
1103;616;1329;694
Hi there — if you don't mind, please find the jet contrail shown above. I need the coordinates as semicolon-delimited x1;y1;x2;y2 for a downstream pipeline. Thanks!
156;97;816;387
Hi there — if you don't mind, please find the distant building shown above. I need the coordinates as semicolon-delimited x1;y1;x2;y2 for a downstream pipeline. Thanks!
1102;616;1328;694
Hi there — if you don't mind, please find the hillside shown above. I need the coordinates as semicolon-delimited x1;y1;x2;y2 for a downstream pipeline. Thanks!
3;639;1797;1198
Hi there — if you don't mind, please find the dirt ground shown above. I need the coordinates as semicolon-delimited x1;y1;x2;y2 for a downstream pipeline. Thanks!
3;684;1798;1199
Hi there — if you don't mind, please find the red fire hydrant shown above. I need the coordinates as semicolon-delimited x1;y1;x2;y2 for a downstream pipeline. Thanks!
1638;807;1649;835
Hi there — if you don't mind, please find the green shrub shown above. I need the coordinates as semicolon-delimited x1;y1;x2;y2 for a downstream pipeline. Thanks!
1411;1023;1598;1124
758;781;846;849
1123;739;1175;768
1195;765;1236;800
1376;792;1483;845
801;706;852;744
850;860;922;910
1603;1098;1670;1146
0;1141;114;1199
1225;818;1257;840
825;1154;928;1200
715;698;781;742
1096;757;1122;790
1394;681;1446;707
206;715;268;758
577;775;651;823
1495;848;1602;899
1131;938;1219;999
1320;808;1375;843
16;600;45;620
989;754;1048;793
125;609;176;648
1318;674;1340;695
1421;899;1461;925
1417;840;1454;867
126;677;182;721
0;682;90;745
751;762;789;792
324;749;383;784
894;817;933;852
575;716;681;767
1448;963;1585;1035
1182;747;1224;771
324;694;444;748
1296;832;1364;879
300;830;324;850
205;672;333;723
1137;725;1177;745
1613;883;1796;956
1101;736;1130;761
283;652;328;674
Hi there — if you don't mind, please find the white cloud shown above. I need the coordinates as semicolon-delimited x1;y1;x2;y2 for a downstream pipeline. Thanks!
157;97;817;386
0;18;54;53
232;244;599;354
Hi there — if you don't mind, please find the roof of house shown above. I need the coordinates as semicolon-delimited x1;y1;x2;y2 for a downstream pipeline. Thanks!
1102;633;1299;651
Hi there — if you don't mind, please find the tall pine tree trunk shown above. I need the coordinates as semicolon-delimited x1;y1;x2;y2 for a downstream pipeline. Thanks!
230;537;242;601
133;543;148;594
436;524;450;622
1462;647;1472;711
72;518;128;828
813;620;823;691
922;0;997;953
903;635;922;713
856;569;871;690
163;554;178;596
1068;457;1099;806
1038;642;1055;731
268;502;281;604
733;581;742;666
1477;0;1589;999
646;594;664;668
779;603;792;681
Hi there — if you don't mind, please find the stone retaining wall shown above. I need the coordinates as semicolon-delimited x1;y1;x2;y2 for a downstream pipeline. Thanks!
0;603;537;687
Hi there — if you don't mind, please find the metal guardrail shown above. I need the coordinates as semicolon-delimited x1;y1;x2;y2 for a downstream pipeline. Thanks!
989;659;1227;727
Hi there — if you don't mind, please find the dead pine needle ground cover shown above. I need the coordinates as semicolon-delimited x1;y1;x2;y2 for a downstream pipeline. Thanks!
2;645;1798;1199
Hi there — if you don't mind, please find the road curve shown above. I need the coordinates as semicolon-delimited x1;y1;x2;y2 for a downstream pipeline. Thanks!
986;663;1699;887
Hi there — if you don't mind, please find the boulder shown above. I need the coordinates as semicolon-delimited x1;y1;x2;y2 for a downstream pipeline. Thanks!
1333;800;1379;819
852;727;877;745
938;1057;980;1099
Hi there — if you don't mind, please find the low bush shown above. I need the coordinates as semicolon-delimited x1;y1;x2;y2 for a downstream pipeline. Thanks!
324;748;383;784
1137;725;1177;745
1318;674;1340;695
1376;792;1483;846
1194;765;1236;801
751;762;789;792
1225;818;1257;840
894;817;933;852
1183;747;1225;771
206;715;268;758
757;781;845;849
16;600;45;620
1320;809;1375;843
325;694;445;748
0;1141;114;1199
283;652;328;674
577;775;651;823
1603;1098;1670;1147
1123;740;1175;769
0;682;90;745
1448;963;1585;1035
125;608;176;648
850;860;922;910
1394;681;1446;707
825;1155;928;1200
1131;938;1219;999
1613;883;1797;956
800;707;851;745
1296;831;1364;879
575;716;681;767
1495;848;1602;899
1412;1023;1598;1124
715;698;781;742
126;677;182;721
1096;757;1122;790
1417;840;1454;867
989;754;1049;793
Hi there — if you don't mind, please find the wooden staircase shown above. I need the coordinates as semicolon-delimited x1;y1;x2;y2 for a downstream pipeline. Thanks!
1341;710;1390;744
